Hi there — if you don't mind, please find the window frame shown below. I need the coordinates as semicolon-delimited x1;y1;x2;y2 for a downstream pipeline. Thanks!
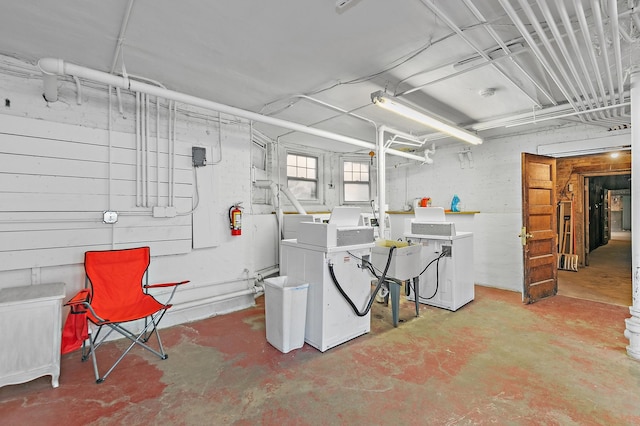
286;152;320;202
340;158;372;205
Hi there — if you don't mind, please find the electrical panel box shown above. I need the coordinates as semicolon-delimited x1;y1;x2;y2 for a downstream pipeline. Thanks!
192;146;206;167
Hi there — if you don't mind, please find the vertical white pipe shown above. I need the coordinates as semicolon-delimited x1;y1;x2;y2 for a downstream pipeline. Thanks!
115;87;124;115
171;101;177;207
145;93;150;207
141;93;147;207
108;85;115;249
625;70;640;360
377;126;386;240
156;96;160;207
167;100;172;207
135;91;141;207
42;73;59;102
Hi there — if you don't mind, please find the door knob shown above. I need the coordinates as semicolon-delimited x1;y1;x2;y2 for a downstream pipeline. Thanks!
518;227;533;246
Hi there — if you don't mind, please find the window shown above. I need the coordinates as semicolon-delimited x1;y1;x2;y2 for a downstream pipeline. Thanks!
343;160;370;203
287;153;318;200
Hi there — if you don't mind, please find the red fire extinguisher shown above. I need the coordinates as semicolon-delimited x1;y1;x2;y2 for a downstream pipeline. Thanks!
229;203;243;236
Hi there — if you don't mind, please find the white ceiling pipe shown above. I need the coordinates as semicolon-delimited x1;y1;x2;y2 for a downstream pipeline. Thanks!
591;0;617;110
632;12;640;38
498;0;580;113
516;0;589;119
254;180;307;215
538;0;601;120
396;49;528;97
269;94;377;141
419;0;542;108
608;0;625;104
505;101;631;127
573;0;612;118
461;0;556;105
37;58;428;164
109;0;136;74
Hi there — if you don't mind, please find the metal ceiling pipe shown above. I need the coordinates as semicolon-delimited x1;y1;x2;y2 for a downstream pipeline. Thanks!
515;0;588;120
267;94;377;142
608;0;625;103
109;0;136;74
419;0;542;108
539;0;602;120
461;0;556;105
573;0;612;118
471;87;633;131
497;0;579;113
37;58;430;163
504;101;631;127
377;126;387;240
591;0;617;109
396;49;528;97
254;180;307;215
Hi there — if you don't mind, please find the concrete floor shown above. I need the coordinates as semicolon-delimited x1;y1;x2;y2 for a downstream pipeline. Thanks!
2;283;640;425
558;234;632;306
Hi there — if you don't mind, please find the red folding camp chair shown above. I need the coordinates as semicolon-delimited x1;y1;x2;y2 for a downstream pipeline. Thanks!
64;247;189;383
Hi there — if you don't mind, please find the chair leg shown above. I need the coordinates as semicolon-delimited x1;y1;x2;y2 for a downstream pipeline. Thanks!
87;329;102;383
87;310;170;383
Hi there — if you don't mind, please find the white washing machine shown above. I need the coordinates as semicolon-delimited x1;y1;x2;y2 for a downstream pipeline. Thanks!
280;238;373;352
405;233;474;311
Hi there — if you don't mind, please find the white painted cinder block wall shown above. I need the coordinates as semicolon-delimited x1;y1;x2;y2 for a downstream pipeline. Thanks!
0;55;630;319
385;125;630;292
0;56;278;329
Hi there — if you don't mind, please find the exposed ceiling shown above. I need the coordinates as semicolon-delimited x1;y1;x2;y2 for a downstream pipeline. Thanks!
1;0;639;153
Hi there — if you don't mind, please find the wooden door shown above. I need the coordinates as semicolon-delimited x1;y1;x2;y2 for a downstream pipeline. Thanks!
521;153;557;303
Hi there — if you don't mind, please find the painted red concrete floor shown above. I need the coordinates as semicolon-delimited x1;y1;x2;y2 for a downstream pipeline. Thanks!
2;286;640;425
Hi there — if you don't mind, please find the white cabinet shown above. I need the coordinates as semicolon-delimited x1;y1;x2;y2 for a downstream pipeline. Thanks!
0;283;65;388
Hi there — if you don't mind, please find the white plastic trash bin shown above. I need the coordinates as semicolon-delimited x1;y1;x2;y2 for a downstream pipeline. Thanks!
264;276;309;353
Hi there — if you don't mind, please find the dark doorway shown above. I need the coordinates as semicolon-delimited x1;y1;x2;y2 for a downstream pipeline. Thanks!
586;174;630;252
558;173;631;306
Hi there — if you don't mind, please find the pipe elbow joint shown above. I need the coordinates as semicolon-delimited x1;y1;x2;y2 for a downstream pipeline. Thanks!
38;58;64;76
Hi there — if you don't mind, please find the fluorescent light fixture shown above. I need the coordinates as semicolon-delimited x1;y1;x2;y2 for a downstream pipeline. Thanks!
371;91;483;145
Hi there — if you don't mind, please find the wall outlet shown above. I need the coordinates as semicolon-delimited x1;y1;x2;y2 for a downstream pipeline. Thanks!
442;245;452;257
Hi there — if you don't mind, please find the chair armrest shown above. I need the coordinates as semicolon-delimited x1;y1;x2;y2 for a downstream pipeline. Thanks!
65;289;91;307
144;280;190;289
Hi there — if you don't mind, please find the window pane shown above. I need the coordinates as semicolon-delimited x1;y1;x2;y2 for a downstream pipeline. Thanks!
287;166;296;176
287;155;296;166
308;157;317;168
353;162;361;173
344;162;353;172
297;156;307;167
344;183;369;202
307;168;316;179
361;171;369;181
289;179;317;199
